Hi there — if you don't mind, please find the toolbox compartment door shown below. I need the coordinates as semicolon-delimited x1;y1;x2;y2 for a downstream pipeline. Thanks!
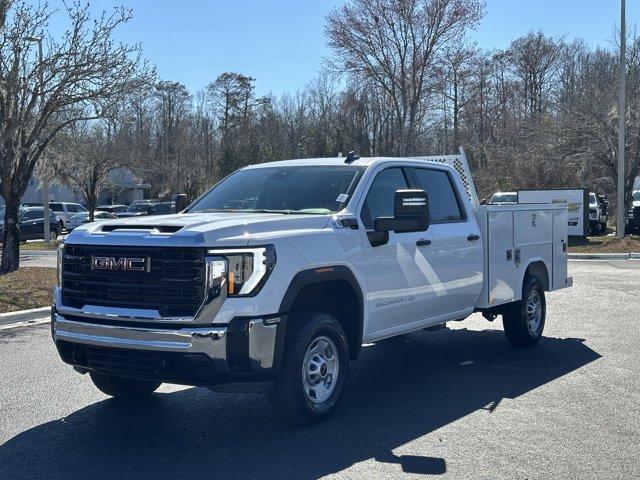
552;208;569;290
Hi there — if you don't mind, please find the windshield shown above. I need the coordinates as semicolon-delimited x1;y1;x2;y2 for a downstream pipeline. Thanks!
491;193;517;204
589;193;597;204
633;191;640;201
71;212;89;220
126;204;152;212
188;165;363;214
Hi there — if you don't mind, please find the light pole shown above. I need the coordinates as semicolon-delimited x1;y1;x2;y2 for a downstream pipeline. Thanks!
25;36;51;244
616;0;626;239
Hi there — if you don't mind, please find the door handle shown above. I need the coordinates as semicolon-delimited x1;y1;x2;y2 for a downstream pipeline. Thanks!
467;234;480;241
416;239;432;247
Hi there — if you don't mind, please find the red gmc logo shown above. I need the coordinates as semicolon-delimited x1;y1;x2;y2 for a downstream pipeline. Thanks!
91;256;149;272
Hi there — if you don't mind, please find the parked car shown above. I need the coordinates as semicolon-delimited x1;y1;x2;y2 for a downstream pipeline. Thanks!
116;202;173;218
0;207;61;242
96;204;128;215
626;190;640;234
588;192;608;235
66;211;118;231
489;191;517;204
48;202;88;229
52;152;572;424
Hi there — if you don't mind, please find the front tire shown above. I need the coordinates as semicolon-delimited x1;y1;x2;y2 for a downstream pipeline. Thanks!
89;372;160;399
269;311;349;424
502;275;546;347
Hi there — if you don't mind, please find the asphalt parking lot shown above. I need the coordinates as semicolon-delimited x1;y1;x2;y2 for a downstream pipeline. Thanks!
1;260;639;480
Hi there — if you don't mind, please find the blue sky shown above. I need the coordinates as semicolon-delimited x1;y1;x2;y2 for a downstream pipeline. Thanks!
47;0;636;97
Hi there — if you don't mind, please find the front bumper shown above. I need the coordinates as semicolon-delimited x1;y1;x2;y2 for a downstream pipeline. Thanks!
52;308;285;389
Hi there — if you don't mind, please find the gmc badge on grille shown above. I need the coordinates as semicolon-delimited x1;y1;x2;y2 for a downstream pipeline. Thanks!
91;256;149;272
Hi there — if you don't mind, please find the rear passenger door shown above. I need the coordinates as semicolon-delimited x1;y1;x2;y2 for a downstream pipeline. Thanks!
410;167;483;316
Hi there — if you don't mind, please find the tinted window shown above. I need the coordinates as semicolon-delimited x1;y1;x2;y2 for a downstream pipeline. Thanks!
50;203;63;212
189;166;363;214
151;204;171;214
75;204;87;212
21;210;43;221
66;204;78;213
412;168;463;223
361;168;408;229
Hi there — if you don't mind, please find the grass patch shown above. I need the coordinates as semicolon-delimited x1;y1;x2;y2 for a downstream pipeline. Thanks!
19;240;61;251
568;235;640;253
0;267;56;313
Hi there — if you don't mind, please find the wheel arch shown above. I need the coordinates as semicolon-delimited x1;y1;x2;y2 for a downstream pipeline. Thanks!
521;259;550;293
279;266;364;360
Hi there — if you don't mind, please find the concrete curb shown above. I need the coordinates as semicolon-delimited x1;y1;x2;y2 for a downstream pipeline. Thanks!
0;306;50;327
568;253;633;260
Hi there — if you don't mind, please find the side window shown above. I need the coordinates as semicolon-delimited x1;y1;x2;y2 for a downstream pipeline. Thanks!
50;203;63;212
66;204;78;213
412;168;464;223
360;168;408;230
75;204;87;213
22;210;43;221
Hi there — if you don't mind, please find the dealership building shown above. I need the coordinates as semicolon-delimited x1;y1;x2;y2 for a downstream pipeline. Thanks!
0;168;150;208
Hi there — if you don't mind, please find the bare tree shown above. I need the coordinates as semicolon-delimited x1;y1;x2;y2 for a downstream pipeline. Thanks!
0;1;150;272
326;0;484;155
52;114;129;222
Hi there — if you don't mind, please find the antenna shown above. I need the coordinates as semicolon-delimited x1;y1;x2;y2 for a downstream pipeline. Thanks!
344;151;360;163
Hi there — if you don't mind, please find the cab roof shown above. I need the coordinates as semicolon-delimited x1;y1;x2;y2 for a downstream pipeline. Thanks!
241;156;444;169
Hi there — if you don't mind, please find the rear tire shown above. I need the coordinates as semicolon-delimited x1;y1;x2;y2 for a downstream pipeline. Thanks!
269;311;349;424
502;275;546;347
89;372;160;399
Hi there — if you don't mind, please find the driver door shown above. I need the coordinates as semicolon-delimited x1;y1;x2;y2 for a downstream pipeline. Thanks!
358;167;439;340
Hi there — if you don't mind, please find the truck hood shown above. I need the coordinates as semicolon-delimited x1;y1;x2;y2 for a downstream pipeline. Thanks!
64;212;331;247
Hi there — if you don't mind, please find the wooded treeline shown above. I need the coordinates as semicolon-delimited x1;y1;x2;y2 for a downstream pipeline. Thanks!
56;1;638;210
2;0;638;272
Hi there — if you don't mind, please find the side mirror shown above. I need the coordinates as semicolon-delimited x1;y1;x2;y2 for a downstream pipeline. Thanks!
175;194;188;213
374;189;430;233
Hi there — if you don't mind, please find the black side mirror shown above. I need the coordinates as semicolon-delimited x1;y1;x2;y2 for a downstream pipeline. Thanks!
374;189;430;233
175;194;187;213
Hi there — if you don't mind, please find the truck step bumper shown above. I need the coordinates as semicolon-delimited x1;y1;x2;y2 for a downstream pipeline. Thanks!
52;310;284;386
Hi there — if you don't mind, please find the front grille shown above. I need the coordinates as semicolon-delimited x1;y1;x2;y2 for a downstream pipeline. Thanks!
589;208;596;215
61;245;206;317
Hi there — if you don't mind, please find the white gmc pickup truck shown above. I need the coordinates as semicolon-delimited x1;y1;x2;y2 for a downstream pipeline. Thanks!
52;150;572;424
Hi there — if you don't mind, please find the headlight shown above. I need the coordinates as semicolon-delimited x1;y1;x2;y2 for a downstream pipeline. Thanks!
56;243;64;286
206;246;276;297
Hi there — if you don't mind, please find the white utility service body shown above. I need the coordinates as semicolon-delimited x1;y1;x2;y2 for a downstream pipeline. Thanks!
474;203;571;309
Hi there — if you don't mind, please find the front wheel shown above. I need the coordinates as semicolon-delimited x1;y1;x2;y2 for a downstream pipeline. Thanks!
89;372;160;399
269;311;349;424
49;229;59;242
502;275;546;347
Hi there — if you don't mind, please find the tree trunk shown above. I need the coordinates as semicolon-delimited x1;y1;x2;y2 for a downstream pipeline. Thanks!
87;192;97;222
1;198;21;273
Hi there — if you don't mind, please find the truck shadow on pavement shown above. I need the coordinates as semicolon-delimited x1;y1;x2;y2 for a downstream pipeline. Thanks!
0;327;600;479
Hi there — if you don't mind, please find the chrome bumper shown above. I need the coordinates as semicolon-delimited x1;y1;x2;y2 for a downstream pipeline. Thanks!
52;313;280;374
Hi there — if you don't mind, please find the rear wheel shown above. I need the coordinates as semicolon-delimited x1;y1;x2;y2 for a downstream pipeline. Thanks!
502;275;546;347
49;229;59;242
89;372;160;399
269;311;349;424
